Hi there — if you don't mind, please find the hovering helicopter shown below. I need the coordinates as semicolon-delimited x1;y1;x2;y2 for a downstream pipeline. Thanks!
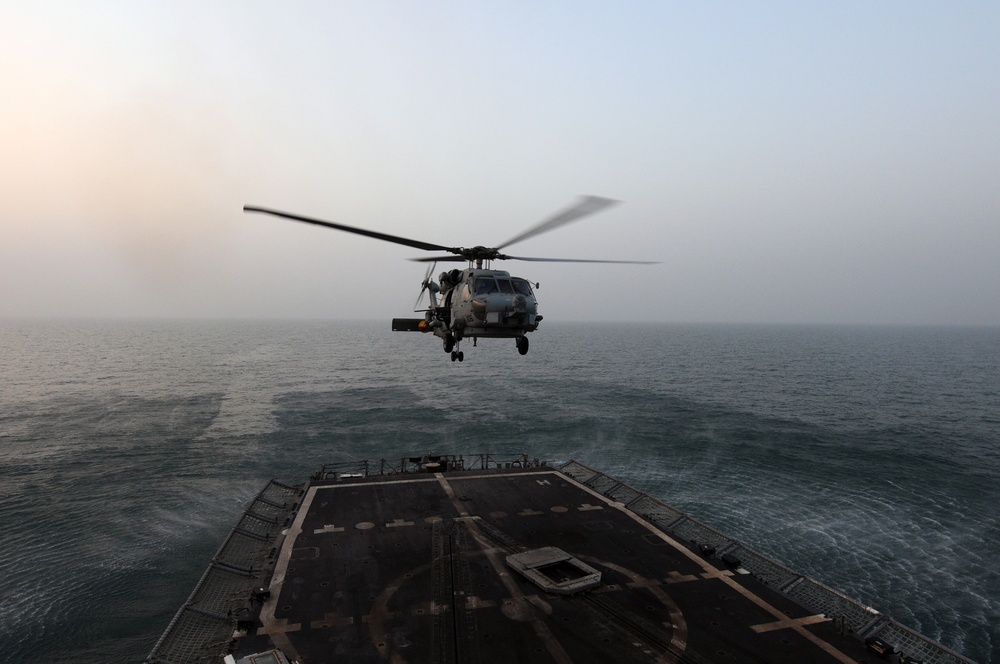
244;196;654;361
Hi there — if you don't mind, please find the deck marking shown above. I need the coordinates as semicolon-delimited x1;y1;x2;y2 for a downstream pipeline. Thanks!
386;518;414;527
577;502;604;511
313;523;344;534
310;613;355;629
257;484;317;661
433;472;469;517
364;560;437;663
435;473;575;664
256;618;302;636
465;595;497;609
561;472;860;664
312;469;557;492
518;508;544;516
751;614;830;633
700;569;734;579
665;571;699;584
581;555;688;662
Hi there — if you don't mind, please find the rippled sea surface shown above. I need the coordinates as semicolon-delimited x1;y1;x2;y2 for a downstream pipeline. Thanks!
1;320;997;663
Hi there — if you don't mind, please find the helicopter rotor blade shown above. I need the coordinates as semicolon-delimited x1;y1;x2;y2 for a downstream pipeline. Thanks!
504;255;658;264
409;255;468;263
244;206;452;253
495;195;620;251
414;261;437;310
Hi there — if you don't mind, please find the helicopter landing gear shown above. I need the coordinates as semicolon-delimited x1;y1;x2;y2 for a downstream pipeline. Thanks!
447;331;463;361
517;336;529;355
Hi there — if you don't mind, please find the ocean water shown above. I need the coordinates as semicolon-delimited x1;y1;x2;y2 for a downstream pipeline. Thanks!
0;320;997;663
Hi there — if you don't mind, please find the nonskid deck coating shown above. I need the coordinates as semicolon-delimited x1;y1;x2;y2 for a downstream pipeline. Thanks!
233;467;879;663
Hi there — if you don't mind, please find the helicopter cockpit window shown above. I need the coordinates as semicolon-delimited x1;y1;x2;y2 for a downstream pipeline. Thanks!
473;278;497;295
496;279;513;294
511;278;533;296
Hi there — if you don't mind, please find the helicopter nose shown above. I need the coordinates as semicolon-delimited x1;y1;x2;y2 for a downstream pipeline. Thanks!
512;294;533;313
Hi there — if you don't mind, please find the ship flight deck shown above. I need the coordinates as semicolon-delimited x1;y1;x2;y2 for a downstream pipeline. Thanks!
146;455;976;664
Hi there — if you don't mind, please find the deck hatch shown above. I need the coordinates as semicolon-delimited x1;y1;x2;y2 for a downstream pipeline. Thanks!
506;546;601;595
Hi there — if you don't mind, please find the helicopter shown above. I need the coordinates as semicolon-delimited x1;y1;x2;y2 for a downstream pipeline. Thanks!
244;196;654;361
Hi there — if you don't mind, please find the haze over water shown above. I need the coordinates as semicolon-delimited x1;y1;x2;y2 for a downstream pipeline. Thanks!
1;320;997;663
4;4;999;327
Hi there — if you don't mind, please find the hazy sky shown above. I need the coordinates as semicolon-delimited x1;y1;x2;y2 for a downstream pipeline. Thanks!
2;2;998;325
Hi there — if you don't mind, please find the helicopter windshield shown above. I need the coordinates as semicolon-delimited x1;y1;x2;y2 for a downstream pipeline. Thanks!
496;279;513;294
473;278;497;295
511;278;533;296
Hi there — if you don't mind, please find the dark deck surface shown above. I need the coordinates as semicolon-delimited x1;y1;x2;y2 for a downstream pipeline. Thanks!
232;465;880;663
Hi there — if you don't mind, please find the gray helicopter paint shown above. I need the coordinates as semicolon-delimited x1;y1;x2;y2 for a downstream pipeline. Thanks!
442;268;539;340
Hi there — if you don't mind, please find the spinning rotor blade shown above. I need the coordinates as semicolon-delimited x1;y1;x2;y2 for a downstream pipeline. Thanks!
414;261;437;310
496;196;620;250
410;254;656;264
504;256;658;264
243;206;451;253
409;255;468;263
247;197;653;266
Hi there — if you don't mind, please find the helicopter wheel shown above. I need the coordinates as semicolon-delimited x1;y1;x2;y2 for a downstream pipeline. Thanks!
451;352;457;362
517;337;529;355
458;351;464;362
444;334;455;353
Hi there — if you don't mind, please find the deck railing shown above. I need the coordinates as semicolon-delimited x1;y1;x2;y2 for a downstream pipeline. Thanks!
144;480;301;664
314;452;546;479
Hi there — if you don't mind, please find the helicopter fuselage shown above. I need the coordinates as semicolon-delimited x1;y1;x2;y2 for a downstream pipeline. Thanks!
439;268;540;339
391;267;542;359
